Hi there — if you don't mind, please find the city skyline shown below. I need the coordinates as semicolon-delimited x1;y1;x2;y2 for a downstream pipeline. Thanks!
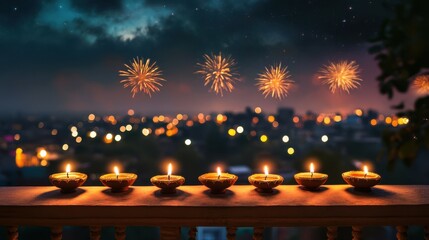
0;105;404;118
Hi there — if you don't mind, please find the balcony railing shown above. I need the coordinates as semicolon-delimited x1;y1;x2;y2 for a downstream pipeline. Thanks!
1;185;429;240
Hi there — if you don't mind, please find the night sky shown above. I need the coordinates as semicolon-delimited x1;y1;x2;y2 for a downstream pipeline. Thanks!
0;0;416;115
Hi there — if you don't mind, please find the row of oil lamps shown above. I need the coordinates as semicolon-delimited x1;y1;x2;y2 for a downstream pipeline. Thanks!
49;163;381;194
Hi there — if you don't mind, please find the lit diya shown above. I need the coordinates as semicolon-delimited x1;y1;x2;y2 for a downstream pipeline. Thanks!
294;163;328;190
99;166;137;193
342;165;381;191
49;164;87;193
248;165;283;193
151;163;185;194
199;167;238;194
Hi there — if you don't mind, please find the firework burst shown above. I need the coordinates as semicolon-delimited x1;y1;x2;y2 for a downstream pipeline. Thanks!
318;60;362;93
256;63;294;99
119;57;164;97
413;74;429;95
196;52;239;96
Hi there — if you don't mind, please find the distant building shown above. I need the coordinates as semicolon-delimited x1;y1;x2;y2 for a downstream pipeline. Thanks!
277;107;294;126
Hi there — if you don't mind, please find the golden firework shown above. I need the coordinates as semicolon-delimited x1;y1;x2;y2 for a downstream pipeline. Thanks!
256;63;294;99
196;52;239;96
413;74;429;95
318;60;362;93
119;57;164;97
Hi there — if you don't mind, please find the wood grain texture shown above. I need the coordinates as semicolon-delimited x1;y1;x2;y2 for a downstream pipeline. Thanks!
7;226;18;240
188;227;197;240
326;226;338;240
89;226;101;240
226;227;236;240
352;226;362;240
0;185;428;227
50;226;62;240
114;226;126;240
396;226;408;240
160;227;180;240
253;227;264;240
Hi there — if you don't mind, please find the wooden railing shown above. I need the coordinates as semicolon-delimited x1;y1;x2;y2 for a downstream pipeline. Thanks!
1;185;429;240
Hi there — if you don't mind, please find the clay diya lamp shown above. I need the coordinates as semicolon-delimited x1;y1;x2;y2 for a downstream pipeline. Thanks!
49;164;87;193
342;165;381;191
151;163;185;194
99;166;137;193
294;163;328;190
248;165;283;193
199;167;238;194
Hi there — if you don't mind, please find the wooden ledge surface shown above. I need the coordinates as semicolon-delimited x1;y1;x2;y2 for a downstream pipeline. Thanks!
0;185;427;207
0;185;428;226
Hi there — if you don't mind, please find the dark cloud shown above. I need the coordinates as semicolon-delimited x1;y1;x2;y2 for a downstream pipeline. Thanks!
0;0;47;26
70;0;123;14
68;18;109;40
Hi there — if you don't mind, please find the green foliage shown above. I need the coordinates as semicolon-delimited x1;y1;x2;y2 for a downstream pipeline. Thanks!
370;0;429;166
370;0;429;98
